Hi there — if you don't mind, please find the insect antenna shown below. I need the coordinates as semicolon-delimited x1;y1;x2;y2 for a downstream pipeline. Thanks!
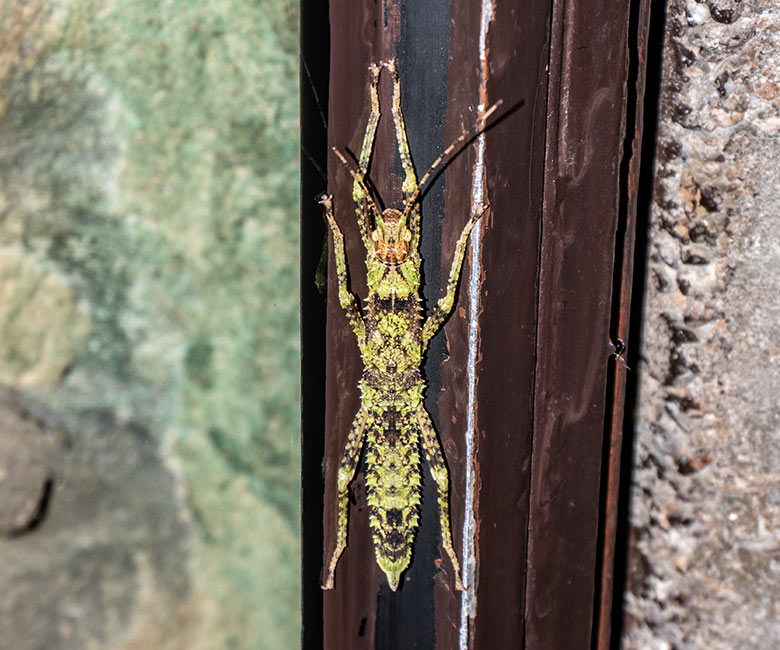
303;145;327;182
300;54;329;185
301;54;328;132
401;99;503;223
331;147;385;226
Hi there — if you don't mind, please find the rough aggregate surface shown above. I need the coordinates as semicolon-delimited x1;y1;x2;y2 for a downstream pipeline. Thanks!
625;1;780;648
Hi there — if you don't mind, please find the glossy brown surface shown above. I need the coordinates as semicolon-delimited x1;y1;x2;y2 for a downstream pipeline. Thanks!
525;0;635;647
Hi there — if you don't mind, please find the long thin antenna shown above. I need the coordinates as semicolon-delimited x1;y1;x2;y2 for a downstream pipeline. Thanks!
331;147;384;225
303;145;327;182
301;54;328;132
401;100;503;222
300;55;328;183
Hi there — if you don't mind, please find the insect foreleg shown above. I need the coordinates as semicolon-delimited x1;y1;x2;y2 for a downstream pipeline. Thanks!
421;203;489;346
353;62;382;249
384;58;424;253
319;194;365;341
416;404;464;590
384;59;418;203
323;406;370;589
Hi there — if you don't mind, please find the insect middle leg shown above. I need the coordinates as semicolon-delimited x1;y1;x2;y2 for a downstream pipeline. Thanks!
421;202;489;345
318;194;365;341
323;406;370;589
416;403;464;590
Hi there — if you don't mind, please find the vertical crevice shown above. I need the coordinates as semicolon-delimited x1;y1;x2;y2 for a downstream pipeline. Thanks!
608;1;667;647
591;0;655;646
300;0;329;647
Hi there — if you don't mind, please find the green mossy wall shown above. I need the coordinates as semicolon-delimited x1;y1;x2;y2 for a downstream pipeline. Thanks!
0;2;300;648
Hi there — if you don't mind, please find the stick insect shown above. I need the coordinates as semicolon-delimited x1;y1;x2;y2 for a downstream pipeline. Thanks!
321;59;499;591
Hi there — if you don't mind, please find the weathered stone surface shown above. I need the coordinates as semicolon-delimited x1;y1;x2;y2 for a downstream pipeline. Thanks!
626;1;780;648
0;245;92;387
0;391;56;535
0;0;300;647
0;404;200;650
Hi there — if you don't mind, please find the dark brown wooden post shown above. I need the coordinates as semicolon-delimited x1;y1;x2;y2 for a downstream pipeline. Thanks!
523;0;652;647
301;0;653;648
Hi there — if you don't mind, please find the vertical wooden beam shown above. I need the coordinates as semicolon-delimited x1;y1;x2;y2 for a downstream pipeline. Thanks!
321;2;455;648
524;0;639;647
461;0;550;646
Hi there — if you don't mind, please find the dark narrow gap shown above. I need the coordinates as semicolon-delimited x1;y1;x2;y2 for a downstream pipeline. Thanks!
591;0;667;646
593;357;621;646
591;0;648;642
608;0;667;647
300;0;329;647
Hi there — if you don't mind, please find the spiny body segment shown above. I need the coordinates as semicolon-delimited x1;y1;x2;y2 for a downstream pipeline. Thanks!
321;59;489;592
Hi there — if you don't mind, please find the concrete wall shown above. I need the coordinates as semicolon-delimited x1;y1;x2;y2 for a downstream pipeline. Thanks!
625;1;780;647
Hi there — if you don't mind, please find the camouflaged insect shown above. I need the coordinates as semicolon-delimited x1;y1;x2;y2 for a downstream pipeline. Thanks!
320;59;494;592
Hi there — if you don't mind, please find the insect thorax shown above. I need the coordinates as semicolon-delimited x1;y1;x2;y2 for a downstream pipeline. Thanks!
360;295;424;399
366;252;421;301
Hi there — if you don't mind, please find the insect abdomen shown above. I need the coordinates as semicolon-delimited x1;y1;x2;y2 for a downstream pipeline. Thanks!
364;405;422;591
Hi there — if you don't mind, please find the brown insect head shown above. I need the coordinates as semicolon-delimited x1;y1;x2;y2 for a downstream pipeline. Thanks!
372;208;412;265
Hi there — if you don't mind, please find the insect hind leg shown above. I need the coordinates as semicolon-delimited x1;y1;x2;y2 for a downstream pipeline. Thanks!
416;404;464;590
323;406;370;589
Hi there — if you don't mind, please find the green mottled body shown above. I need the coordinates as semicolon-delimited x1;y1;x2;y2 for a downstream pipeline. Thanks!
362;296;424;582
320;59;490;591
